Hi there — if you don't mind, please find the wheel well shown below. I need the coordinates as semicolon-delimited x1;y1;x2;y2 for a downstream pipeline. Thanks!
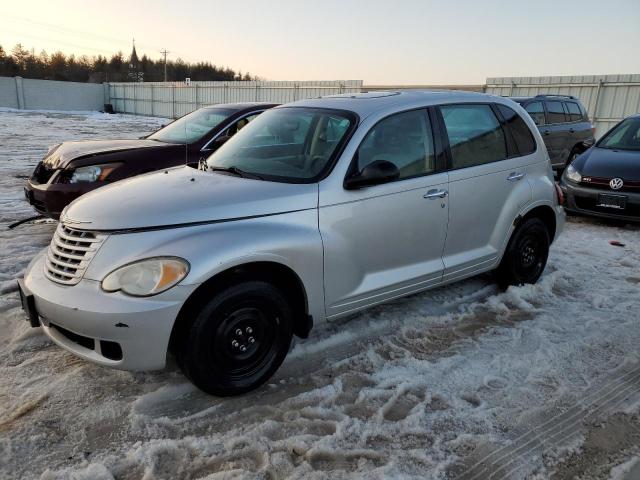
516;205;557;243
168;262;312;355
570;142;587;156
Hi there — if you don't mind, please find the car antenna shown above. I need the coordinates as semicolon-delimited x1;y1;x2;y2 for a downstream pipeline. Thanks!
185;111;188;166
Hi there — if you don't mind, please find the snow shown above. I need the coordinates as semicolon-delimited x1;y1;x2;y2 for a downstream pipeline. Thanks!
1;109;640;479
610;456;640;480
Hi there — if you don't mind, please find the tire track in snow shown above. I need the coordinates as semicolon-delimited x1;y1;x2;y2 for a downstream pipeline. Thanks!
455;362;640;479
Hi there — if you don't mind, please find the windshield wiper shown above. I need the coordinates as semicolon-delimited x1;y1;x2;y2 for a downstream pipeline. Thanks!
209;166;264;180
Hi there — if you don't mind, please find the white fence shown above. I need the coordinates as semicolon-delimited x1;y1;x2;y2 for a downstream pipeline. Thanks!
0;76;108;111
108;80;363;118
3;75;639;137
486;75;640;137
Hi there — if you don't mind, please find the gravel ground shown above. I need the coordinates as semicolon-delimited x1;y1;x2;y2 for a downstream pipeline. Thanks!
1;108;639;480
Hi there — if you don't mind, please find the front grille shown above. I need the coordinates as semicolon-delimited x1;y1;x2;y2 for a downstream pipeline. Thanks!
45;224;106;285
31;161;57;185
51;323;95;350
50;323;123;360
30;196;46;212
580;176;640;193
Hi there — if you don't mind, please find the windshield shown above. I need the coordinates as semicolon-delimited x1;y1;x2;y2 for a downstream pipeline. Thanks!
598;118;640;151
206;107;355;182
148;108;235;144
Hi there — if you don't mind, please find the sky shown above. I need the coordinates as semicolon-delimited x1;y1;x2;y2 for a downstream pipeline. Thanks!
1;0;639;84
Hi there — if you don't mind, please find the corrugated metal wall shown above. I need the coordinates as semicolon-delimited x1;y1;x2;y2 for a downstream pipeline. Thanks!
108;80;363;118
486;75;640;137
0;76;109;111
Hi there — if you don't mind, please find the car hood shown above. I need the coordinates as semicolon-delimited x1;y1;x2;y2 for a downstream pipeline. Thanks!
62;166;319;231
574;147;640;181
43;139;170;169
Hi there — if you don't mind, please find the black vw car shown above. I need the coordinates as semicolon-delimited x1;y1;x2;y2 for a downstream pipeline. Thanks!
561;114;640;222
25;102;277;219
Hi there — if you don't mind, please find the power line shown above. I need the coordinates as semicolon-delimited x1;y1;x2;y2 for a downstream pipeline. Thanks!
0;13;194;61
1;27;116;56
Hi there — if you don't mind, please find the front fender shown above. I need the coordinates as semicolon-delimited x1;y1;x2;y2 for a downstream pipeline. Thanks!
84;209;325;323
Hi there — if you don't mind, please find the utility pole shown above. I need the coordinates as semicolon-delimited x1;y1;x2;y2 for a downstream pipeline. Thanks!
160;49;170;82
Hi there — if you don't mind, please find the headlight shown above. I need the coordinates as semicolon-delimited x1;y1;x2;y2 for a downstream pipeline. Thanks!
46;143;61;157
69;163;120;183
102;257;189;297
565;164;582;183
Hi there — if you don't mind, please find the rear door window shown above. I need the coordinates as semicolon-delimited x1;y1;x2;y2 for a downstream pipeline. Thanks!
497;104;536;156
524;101;546;126
440;104;507;169
546;101;566;124
565;102;583;122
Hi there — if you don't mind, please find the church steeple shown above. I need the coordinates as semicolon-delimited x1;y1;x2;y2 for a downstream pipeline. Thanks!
128;39;143;82
129;39;139;68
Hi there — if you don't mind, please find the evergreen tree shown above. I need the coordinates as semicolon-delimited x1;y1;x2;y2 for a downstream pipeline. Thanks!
0;43;256;82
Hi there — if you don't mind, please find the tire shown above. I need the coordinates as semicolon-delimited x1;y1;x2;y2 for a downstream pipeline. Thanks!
177;281;293;396
495;218;550;289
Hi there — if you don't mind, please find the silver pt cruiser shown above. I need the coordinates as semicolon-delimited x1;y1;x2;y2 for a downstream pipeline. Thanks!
19;91;565;396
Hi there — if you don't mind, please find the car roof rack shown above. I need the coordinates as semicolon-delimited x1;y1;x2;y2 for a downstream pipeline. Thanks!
534;94;577;100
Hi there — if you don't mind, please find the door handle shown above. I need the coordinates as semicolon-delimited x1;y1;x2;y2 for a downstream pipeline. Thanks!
424;189;448;199
507;172;526;182
569;128;575;133
543;130;551;136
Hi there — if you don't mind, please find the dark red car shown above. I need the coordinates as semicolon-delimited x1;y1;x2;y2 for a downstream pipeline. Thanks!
25;102;277;218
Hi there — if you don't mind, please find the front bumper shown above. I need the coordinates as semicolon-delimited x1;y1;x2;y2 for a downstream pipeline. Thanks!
22;253;198;370
561;181;640;222
25;178;97;219
553;203;566;242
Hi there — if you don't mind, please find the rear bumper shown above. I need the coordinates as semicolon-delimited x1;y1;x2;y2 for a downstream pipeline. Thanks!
22;253;198;370
561;181;640;223
25;178;97;219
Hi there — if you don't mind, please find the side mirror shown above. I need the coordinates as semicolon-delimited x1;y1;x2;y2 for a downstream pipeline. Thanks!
344;160;399;189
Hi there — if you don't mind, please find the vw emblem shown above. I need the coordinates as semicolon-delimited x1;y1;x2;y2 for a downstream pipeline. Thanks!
609;178;624;190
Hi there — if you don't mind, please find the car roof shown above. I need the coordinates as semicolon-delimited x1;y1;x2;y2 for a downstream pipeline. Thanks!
509;95;581;103
202;102;278;111
279;90;513;119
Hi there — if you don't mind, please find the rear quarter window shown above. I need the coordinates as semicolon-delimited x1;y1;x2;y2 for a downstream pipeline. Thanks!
497;104;536;156
565;102;583;122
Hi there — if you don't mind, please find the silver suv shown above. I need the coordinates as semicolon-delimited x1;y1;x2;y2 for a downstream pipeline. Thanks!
19;91;565;396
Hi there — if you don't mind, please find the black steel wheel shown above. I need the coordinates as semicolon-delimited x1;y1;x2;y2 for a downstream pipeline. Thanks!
177;281;293;396
495;218;550;289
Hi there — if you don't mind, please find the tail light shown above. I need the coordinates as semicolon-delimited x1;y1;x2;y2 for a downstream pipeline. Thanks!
591;124;596;136
554;182;565;206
